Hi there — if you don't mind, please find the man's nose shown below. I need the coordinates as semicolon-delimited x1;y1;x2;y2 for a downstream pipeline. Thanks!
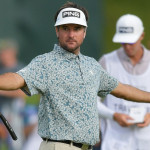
68;30;75;38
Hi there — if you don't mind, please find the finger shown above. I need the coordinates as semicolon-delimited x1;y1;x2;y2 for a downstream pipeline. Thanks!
136;120;149;127
137;123;147;127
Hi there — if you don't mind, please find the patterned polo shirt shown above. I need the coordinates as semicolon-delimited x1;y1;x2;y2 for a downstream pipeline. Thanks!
17;44;118;145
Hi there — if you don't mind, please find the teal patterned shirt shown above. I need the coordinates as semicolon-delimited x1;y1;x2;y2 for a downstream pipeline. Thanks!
17;44;118;145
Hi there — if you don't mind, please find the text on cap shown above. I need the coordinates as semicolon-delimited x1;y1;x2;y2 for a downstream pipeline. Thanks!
62;11;80;18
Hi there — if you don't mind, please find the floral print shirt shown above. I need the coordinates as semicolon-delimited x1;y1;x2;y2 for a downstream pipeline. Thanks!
17;44;118;145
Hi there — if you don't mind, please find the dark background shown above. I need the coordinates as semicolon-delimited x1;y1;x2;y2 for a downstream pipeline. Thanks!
0;0;104;64
0;0;150;65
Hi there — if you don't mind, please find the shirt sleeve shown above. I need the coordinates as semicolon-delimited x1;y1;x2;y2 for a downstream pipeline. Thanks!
98;66;119;98
97;97;114;119
16;56;47;96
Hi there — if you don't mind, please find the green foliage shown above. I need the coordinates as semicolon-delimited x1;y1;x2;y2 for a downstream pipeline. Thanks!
103;0;150;54
25;94;40;105
0;141;8;150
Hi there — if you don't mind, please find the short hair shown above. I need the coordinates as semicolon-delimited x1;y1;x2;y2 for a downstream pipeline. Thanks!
54;1;89;24
0;39;18;52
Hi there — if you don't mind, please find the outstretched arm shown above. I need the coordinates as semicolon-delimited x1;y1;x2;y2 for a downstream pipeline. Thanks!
0;72;26;90
0;90;26;98
111;82;150;103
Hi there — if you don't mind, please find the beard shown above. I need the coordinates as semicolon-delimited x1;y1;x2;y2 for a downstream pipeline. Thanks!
61;44;79;53
59;40;82;54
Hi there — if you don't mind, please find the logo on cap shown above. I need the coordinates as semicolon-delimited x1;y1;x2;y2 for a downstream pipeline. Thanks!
62;11;80;18
119;27;134;33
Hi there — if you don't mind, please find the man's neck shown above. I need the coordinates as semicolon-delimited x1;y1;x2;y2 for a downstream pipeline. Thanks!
130;47;144;66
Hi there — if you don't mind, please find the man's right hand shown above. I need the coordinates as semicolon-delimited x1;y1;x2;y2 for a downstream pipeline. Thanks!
113;112;134;127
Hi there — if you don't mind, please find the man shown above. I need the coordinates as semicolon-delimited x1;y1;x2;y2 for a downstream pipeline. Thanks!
98;14;150;150
0;3;150;150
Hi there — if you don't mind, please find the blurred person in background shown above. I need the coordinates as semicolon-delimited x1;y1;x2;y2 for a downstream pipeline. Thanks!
98;14;150;150
22;94;42;150
92;130;101;150
0;39;25;150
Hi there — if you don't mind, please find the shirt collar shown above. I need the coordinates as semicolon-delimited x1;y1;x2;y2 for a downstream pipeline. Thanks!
53;44;82;60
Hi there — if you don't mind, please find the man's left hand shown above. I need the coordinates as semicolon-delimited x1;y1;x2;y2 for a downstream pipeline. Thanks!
137;113;150;127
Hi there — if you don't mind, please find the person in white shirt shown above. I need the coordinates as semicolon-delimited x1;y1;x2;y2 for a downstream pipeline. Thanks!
22;102;42;150
98;14;150;150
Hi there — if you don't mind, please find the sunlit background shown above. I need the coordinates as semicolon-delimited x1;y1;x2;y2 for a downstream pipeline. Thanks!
104;0;150;54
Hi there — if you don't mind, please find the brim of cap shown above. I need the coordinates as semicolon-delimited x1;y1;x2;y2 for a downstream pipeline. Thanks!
54;18;87;27
112;33;140;43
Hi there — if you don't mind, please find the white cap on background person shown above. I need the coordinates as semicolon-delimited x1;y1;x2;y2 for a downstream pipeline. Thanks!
113;14;144;43
54;7;87;27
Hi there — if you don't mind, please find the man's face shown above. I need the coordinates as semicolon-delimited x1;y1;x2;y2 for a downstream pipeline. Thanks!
55;24;86;55
0;48;17;67
121;33;144;57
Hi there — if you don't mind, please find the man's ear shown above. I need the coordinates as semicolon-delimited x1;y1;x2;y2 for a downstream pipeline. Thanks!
55;27;59;38
83;28;87;39
141;32;145;40
84;34;86;39
84;30;86;39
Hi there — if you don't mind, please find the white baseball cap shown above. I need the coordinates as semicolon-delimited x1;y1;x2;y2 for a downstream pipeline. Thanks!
113;14;144;43
54;7;87;27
